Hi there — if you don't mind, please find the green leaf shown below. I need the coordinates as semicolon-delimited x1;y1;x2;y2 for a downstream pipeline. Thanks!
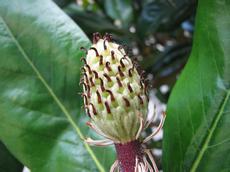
0;141;23;172
163;1;230;172
137;0;196;37
0;0;115;171
53;0;74;8
64;3;121;35
103;0;133;28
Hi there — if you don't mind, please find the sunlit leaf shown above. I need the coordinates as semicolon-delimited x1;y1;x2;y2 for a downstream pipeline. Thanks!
163;1;230;171
0;0;115;171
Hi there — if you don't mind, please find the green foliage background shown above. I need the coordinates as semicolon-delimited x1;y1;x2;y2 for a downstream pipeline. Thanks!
0;0;229;172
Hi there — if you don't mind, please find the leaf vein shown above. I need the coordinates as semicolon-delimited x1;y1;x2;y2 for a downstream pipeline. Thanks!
0;16;105;172
190;89;230;171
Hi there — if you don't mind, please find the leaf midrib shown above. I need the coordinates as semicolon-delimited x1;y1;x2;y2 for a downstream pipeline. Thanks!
0;16;105;172
190;89;230;172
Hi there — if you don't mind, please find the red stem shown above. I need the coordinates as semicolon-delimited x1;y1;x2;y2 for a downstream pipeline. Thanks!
115;140;143;172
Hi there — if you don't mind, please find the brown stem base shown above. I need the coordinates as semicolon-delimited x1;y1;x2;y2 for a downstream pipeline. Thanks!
115;140;143;172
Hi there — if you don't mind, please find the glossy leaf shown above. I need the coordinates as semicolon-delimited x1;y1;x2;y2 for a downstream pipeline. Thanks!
0;141;23;172
146;43;191;88
53;0;74;8
103;0;133;28
137;0;196;37
64;3;121;35
163;0;230;171
0;0;115;171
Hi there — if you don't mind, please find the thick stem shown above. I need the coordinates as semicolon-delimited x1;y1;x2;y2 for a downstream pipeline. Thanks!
115;140;143;172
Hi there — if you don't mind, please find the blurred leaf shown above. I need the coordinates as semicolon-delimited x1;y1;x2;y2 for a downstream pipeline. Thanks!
0;0;115;171
150;43;190;87
53;0;74;8
64;3;121;35
153;44;190;71
0;141;23;172
137;0;196;37
163;1;230;171
64;3;135;46
103;0;134;28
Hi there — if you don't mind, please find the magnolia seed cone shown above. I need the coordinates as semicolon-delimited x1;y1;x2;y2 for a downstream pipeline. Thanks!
81;33;148;144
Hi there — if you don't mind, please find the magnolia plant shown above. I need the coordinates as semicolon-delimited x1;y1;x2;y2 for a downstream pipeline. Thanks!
80;33;166;172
